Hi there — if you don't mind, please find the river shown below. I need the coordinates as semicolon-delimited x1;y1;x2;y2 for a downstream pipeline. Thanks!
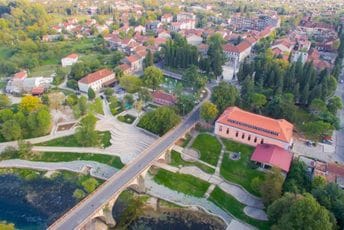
0;172;81;229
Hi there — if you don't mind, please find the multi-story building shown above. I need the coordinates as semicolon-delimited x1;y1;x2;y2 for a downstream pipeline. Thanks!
215;107;294;150
78;69;116;93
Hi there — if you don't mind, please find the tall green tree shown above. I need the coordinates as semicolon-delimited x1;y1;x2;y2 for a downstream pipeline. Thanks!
88;88;96;100
200;101;218;123
260;168;284;206
75;113;99;147
268;193;335;230
142;66;163;90
211;81;238;112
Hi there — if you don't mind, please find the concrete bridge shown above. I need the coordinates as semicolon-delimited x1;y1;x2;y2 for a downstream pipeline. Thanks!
48;105;202;229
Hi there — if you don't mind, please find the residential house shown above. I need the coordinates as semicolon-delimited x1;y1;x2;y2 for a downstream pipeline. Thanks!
215;106;294;149
145;21;162;33
123;55;144;73
177;12;196;22
161;13;173;24
78;69;116;93
152;90;177;106
61;53;79;67
223;40;252;65
186;34;203;46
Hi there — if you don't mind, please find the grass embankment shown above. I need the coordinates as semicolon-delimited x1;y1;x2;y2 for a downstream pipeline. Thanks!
191;133;222;166
0;151;124;169
220;139;264;196
170;150;215;174
153;169;210;197
36;131;111;148
209;187;270;230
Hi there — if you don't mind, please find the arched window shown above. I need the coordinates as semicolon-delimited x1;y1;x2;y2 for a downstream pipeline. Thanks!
261;139;264;144
235;131;239;137
242;133;245;139
254;137;257;143
248;135;251;141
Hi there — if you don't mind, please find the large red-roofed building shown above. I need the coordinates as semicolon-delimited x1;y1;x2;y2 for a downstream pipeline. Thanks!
215;107;294;149
250;144;293;173
78;69;116;93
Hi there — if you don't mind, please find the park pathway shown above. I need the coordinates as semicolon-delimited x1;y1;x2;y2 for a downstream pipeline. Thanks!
0;159;118;180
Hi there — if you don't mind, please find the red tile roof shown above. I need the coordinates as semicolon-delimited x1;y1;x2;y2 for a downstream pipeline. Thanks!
152;90;176;104
223;40;251;53
216;107;294;143
64;53;78;59
251;144;293;172
79;69;114;84
13;71;28;80
31;86;45;95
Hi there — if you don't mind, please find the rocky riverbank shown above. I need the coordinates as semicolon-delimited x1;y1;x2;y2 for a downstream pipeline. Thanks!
112;190;226;230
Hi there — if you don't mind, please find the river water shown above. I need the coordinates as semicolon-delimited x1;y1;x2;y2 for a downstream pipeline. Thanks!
0;174;80;229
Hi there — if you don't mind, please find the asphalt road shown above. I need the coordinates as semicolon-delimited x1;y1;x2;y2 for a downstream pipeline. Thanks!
334;63;344;163
49;104;202;229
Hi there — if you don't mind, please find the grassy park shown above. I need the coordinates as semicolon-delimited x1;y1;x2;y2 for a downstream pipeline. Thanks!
153;169;210;197
36;131;112;148
209;187;270;230
170;150;215;174
220;139;264;196
191;133;222;166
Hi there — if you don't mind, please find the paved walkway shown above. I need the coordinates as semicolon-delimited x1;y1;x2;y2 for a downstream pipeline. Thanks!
0;159;118;180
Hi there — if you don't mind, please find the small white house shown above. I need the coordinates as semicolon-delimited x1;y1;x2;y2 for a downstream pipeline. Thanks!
78;69;116;93
61;53;79;67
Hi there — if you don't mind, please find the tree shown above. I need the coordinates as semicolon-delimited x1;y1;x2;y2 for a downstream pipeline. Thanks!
268;193;335;230
0;94;10;109
211;81;238;112
88;88;96;100
312;183;344;228
144;49;154;68
251;93;267;113
104;88;114;99
1;120;22;141
310;98;327;115
283;160;311;193
138;88;152;103
19;95;43;113
327;96;343;114
48;92;65;110
142;66;163;90
81;177;99;193
259;168;284;206
175;94;195;116
119;75;142;93
137;106;181;136
75;113;99;147
183;65;206;91
303;120;333;141
111;51;124;67
200;101;218;123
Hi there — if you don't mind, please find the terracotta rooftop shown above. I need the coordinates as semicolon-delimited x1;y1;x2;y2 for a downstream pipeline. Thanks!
223;40;252;53
251;144;293;172
64;53;78;59
152;90;176;104
216;107;294;143
13;71;28;80
79;69;114;84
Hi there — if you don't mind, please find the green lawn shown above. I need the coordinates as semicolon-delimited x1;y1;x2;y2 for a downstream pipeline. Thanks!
30;64;59;77
220;139;264;196
89;98;104;115
209;187;270;230
36;131;112;148
153;169;210;197
170;150;215;174
117;114;137;124
191;133;222;166
0;146;124;169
